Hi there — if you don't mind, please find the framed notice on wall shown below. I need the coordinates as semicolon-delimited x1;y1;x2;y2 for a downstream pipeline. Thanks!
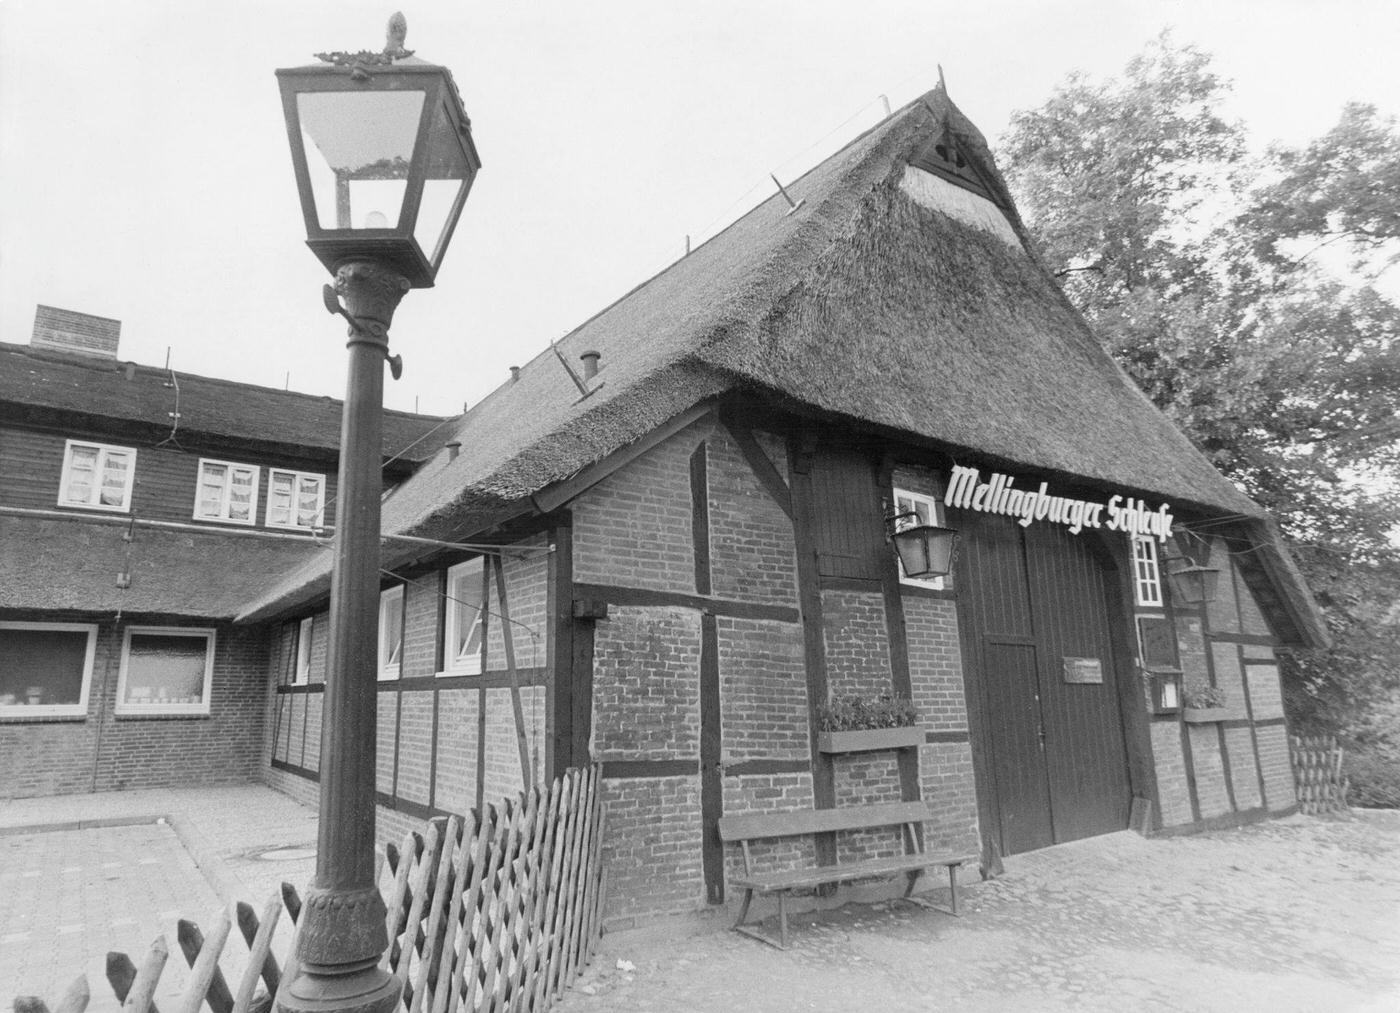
1062;657;1103;684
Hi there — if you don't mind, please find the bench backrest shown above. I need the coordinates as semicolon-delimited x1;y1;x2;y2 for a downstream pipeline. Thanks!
717;801;928;842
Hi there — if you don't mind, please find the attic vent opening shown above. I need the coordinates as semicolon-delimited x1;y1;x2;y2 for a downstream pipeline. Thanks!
910;129;999;208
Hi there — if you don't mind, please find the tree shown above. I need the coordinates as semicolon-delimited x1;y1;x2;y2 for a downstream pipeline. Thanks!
997;33;1400;743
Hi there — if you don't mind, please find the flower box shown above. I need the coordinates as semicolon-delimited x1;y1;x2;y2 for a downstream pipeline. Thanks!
817;726;925;753
1183;706;1231;724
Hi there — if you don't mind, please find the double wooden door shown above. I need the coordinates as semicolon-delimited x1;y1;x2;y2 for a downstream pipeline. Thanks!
955;510;1132;856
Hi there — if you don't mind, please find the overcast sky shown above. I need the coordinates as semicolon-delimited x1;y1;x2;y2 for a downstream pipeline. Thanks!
3;0;1397;417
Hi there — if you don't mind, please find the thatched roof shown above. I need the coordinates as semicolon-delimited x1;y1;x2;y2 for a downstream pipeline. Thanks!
0;514;322;619
237;85;1324;646
0;342;455;465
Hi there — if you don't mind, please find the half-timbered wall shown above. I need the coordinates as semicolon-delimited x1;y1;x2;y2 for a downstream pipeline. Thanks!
1146;535;1296;831
263;533;552;847
570;421;979;928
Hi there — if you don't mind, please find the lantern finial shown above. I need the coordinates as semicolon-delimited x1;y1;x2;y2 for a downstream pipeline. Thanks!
385;13;408;57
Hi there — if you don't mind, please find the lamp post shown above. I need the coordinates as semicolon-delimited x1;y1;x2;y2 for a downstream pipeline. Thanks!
274;15;479;1012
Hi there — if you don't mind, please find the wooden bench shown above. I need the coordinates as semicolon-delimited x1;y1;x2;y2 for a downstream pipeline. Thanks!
717;801;977;949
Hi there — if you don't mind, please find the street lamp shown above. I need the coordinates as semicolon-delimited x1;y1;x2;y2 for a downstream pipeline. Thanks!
887;512;960;579
274;15;478;1013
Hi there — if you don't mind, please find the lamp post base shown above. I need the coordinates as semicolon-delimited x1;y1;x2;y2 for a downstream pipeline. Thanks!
278;964;400;1013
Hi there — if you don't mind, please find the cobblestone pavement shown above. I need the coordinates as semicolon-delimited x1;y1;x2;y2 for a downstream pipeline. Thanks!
2;785;320;1009
558;811;1400;1013
4;789;1397;1012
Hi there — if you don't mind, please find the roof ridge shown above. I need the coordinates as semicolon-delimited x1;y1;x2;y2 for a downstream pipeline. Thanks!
0;340;455;422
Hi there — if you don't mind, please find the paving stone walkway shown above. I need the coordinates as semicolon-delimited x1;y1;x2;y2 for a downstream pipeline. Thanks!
4;786;1397;1012
2;786;320;1009
557;810;1400;1012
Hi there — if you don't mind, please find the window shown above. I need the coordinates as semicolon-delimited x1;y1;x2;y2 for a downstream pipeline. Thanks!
59;440;136;512
442;559;486;675
893;487;947;590
293;617;314;684
194;459;259;525
1132;536;1164;607
266;469;326;531
116;627;215;716
379;586;404;679
0;622;97;718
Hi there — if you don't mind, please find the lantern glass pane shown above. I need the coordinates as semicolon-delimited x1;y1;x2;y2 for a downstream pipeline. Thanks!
412;100;472;265
297;90;426;230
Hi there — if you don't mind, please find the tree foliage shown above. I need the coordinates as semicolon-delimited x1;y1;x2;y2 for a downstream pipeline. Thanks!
998;33;1400;736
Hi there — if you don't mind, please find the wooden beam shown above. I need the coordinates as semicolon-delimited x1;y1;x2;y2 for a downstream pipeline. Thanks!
530;403;715;514
494;555;534;787
718;414;792;520
571;582;798;623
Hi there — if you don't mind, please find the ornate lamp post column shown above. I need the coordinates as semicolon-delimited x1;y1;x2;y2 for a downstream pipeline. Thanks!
274;15;480;1012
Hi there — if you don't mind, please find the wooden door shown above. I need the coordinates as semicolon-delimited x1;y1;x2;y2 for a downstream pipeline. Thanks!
956;508;1132;855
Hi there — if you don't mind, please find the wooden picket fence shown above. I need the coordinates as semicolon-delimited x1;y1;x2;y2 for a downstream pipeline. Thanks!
19;765;606;1013
1291;735;1349;814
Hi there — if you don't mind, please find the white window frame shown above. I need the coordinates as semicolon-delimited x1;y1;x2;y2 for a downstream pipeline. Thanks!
379;586;404;680
0;621;98;718
115;626;216;716
293;616;314;685
193;458;260;526
893;487;947;590
58;439;136;513
266;469;327;531
441;559;486;676
1132;535;1164;608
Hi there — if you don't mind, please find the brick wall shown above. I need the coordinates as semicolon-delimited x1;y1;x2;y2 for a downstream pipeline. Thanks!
601;775;705;926
918;742;979;852
705;428;799;605
572;423;707;591
821;589;892;698
1258;724;1296;811
903;597;965;731
1;615;268;798
717;616;807;761
592;606;701;759
1149;723;1193;828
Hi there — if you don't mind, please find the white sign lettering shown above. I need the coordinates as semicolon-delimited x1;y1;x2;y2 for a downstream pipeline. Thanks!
944;465;1173;542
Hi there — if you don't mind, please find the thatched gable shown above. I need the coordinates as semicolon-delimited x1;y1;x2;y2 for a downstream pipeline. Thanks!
237;85;1324;646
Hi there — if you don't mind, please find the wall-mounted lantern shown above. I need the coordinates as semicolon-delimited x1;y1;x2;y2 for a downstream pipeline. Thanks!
888;512;959;579
1149;670;1183;715
1165;561;1220;606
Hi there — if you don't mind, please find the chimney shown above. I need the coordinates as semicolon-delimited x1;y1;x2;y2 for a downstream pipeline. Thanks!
31;306;121;360
580;350;601;380
445;440;462;462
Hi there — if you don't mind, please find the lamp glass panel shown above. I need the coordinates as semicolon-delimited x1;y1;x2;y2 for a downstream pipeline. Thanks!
412;100;472;266
297;90;426;230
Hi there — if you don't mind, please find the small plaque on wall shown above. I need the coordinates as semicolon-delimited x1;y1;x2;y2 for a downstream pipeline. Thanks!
1063;657;1103;684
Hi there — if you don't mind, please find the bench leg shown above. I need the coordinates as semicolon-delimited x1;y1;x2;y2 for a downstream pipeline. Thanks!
734;887;754;930
906;863;964;918
778;892;789;950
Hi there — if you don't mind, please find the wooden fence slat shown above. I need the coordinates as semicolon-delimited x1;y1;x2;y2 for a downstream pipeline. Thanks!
394;819;445;994
232;894;282;1013
534;769;584;1011
410;816;462;1013
544;769;588;1005
505;780;563;1012
121;936;168;1013
105;953;158;1013
47;975;91;1013
177;908;232;1013
559;766;597;992
234;901;281;999
461;801;517;1012
382;830;422;971
176;916;235;1013
478;793;534;1012
493;787;547;1011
